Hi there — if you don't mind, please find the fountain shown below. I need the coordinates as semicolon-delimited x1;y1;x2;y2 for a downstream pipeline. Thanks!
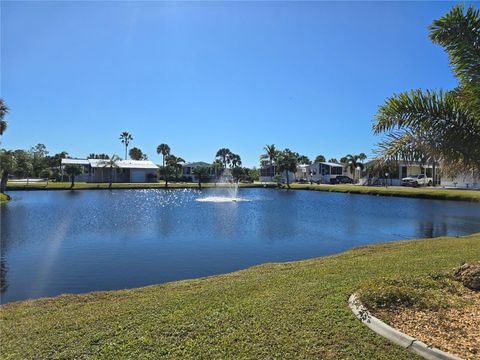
196;172;245;203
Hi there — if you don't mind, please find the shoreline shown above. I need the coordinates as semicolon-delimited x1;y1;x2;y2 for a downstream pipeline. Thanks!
4;181;480;202
1;232;479;358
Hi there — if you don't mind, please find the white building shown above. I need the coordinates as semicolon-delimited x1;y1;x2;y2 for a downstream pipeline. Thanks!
440;171;479;189
61;158;159;183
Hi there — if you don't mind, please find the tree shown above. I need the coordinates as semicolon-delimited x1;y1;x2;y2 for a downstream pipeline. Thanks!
0;99;9;136
167;155;185;180
129;147;146;160
260;144;278;174
314;155;326;163
12;150;33;182
30;143;49;177
0;150;15;194
373;4;480;176
212;159;223;184
328;158;339;163
344;154;365;181
215;148;232;168
87;153;109;159
230;153;242;168
119;132;133;160
192;166;210;187
277;149;298;188
64;165;82;188
298;155;311;165
156;144;171;187
99;155;120;188
231;166;244;181
39;168;53;186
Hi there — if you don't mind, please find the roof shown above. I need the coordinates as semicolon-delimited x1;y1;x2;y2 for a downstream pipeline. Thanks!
183;161;211;168
319;161;343;167
62;158;158;169
61;158;90;165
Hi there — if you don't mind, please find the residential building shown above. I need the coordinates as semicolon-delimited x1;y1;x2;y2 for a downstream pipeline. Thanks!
61;158;159;183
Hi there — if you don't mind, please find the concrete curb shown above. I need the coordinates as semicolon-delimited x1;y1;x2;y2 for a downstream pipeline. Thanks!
348;294;463;360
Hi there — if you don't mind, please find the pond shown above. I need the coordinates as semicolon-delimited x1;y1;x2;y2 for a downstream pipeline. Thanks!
1;188;480;303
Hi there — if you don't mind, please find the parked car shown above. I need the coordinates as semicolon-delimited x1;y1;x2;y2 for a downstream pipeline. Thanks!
330;176;354;184
401;174;433;187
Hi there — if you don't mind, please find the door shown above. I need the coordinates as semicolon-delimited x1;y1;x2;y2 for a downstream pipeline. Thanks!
131;170;145;183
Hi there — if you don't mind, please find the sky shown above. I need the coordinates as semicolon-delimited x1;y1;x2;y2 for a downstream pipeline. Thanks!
1;1;471;167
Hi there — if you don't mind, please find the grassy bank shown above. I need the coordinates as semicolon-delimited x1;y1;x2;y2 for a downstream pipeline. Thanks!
288;183;480;202
2;233;479;359
0;193;10;202
5;181;480;202
6;181;273;190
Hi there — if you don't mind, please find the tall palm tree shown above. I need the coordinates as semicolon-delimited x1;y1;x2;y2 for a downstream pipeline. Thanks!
215;148;232;168
260;144;279;178
100;155;120;188
156;144;171;187
0;99;9;136
119;132;133;160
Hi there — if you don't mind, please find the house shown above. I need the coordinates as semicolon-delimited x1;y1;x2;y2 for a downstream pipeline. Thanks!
362;160;440;186
258;165;298;183
307;162;344;183
182;162;216;182
61;158;159;183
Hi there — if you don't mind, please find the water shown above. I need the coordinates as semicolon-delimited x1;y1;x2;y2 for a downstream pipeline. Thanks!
1;188;479;303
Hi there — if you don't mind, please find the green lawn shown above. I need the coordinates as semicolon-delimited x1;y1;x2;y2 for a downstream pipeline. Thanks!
1;233;479;359
288;183;480;202
6;181;272;190
5;181;480;202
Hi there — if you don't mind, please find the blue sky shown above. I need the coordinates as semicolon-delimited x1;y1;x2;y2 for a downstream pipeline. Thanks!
1;1;468;167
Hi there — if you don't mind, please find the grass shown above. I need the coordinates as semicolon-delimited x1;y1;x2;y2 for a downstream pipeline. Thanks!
6;181;480;202
1;233;479;359
357;273;472;311
0;193;10;202
288;183;480;202
6;181;273;190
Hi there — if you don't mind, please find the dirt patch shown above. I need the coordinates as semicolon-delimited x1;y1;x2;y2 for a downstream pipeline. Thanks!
375;290;480;360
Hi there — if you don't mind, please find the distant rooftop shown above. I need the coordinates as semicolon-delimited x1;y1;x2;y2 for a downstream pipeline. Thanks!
61;158;158;169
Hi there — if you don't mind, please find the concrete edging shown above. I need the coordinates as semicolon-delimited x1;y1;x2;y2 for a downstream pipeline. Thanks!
348;293;463;360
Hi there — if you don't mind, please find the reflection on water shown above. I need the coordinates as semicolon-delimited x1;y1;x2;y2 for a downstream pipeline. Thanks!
1;188;479;303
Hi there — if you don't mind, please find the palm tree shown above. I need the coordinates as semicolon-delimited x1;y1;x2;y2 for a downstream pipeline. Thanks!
0;99;9;136
230;153;242;168
119;132;133;160
373;5;480;176
100;155;120;188
344;154;365;181
156;144;171;187
129;147;145;160
167;155;185;181
314;155;326;163
215;148;232;168
298;155;311;165
192;166;210;188
64;164;83;188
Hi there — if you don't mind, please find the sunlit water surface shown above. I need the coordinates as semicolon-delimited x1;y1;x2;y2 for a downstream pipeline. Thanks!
1;188;479;303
